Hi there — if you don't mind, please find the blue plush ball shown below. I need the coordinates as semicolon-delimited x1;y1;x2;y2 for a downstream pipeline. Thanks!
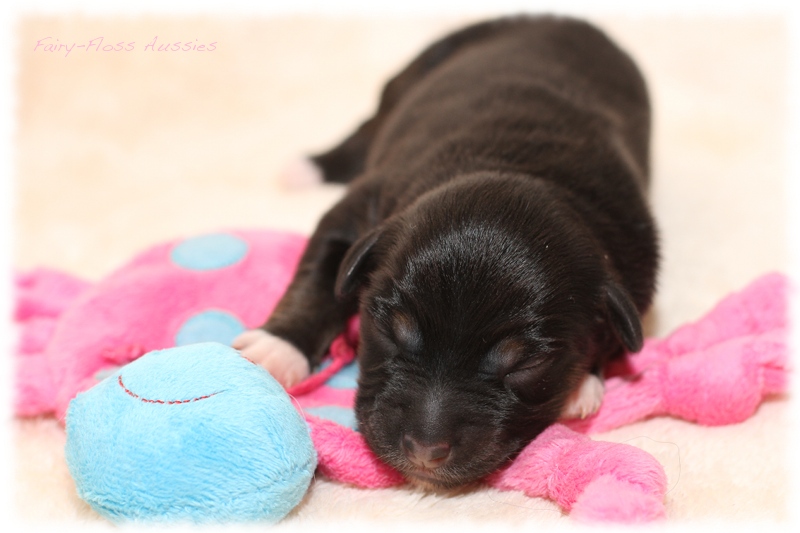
65;342;317;524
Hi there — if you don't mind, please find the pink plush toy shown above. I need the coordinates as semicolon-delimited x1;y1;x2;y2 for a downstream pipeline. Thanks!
566;272;788;433
14;229;790;523
15;230;306;420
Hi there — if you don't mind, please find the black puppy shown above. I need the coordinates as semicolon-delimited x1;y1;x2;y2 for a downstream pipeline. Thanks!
234;15;658;490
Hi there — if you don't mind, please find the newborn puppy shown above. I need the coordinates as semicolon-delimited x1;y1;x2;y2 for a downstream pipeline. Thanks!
234;15;658;490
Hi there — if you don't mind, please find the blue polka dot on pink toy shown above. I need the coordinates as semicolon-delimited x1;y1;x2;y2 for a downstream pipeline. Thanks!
170;233;249;270
325;360;359;389
175;309;245;346
65;342;317;524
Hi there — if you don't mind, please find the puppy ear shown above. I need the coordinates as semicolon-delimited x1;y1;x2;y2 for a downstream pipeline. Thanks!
603;280;643;353
335;226;383;299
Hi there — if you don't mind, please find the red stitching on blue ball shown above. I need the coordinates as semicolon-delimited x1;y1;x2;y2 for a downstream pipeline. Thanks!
118;375;221;404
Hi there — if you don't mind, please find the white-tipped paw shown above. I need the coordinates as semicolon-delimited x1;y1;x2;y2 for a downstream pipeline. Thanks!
561;373;605;419
232;329;310;388
277;157;324;190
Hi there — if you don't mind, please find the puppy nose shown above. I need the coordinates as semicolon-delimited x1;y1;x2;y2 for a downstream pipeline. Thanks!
402;435;452;469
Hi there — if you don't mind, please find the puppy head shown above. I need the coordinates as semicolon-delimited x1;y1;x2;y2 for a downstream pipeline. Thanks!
337;175;643;489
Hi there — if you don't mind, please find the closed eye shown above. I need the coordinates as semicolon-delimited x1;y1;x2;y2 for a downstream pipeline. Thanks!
506;358;548;376
479;337;542;378
373;310;423;356
477;358;547;384
476;369;501;381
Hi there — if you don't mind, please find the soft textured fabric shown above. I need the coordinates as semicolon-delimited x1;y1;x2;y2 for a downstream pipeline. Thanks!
64;342;317;524
14;229;790;523
14;229;307;421
565;272;788;433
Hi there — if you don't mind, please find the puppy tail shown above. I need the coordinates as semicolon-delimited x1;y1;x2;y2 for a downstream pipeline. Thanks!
278;132;368;189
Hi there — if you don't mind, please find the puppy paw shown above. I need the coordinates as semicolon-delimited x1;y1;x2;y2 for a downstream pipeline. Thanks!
232;329;310;388
561;373;605;419
277;157;324;190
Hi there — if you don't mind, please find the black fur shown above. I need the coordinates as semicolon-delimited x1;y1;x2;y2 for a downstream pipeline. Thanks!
259;15;658;489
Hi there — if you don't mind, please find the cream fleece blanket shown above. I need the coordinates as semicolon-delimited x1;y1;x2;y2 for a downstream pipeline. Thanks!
12;14;789;526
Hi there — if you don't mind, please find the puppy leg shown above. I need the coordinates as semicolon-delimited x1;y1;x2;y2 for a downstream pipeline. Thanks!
232;329;310;388
561;373;605;419
305;117;381;185
234;187;374;387
279;114;380;188
277;157;325;190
